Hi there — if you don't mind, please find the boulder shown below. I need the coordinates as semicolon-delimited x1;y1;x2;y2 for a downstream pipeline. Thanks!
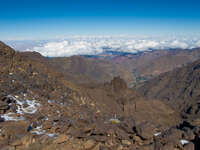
53;134;69;144
137;144;154;150
10;139;22;146
0;93;4;100
43;121;52;130
135;122;156;140
0;117;4;122
21;135;35;148
39;135;51;144
0;101;9;111
162;142;174;150
133;135;143;145
182;127;195;140
162;128;183;144
184;142;195;150
121;139;131;146
84;139;96;149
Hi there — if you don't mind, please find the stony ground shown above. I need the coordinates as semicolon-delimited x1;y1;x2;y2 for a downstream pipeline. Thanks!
0;41;199;150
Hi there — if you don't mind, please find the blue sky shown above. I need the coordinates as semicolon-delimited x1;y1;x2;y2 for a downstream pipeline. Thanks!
1;0;200;40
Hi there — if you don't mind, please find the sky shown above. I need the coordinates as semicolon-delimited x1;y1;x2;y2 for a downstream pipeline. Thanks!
1;0;200;40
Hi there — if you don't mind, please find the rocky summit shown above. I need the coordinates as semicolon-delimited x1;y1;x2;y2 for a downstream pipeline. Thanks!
0;41;200;150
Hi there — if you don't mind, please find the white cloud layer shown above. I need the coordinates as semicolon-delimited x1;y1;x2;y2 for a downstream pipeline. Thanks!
22;36;200;57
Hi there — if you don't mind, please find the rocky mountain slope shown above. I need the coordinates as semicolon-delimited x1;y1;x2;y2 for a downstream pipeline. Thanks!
49;56;135;86
138;58;200;149
80;48;200;87
0;41;199;150
139;58;200;108
125;48;200;78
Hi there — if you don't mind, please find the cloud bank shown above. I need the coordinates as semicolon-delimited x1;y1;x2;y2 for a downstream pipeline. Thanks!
24;36;200;57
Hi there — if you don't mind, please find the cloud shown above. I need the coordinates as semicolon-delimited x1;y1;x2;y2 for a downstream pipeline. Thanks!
26;40;104;57
169;40;188;49
24;36;200;57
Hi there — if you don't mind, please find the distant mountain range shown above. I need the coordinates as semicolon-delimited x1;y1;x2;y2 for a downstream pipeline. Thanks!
51;47;200;87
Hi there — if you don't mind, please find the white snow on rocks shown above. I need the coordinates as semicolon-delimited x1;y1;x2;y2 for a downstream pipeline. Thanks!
31;125;46;135
46;133;57;137
154;132;161;136
0;95;41;121
1;112;24;121
30;125;58;138
180;139;189;145
21;100;40;114
12;96;40;114
48;99;57;104
57;110;61;118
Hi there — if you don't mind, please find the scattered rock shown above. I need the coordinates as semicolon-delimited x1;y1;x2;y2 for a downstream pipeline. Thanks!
43;121;52;130
0;101;9;111
10;139;22;146
21;135;35;148
53;134;69;144
121;139;131;146
184;142;195;150
135;122;156;140
84;139;96;149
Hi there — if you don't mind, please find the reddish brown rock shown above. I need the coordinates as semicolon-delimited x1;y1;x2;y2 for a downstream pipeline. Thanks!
53;134;69;144
184;142;195;150
135;122;156;140
83;140;96;149
10;139;22;146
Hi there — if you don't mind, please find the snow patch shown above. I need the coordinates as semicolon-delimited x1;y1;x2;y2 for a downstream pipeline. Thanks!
154;132;161;136
47;133;58;137
16;99;40;114
1;113;24;121
57;110;61;117
22;100;40;114
1;95;41;122
30;125;58;137
180;139;189;145
48;100;56;104
31;125;46;135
